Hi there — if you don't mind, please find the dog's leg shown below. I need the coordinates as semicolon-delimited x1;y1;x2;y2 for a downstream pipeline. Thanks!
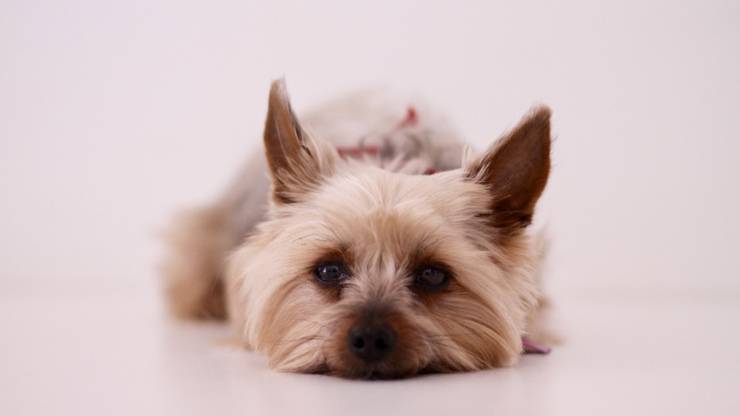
524;228;562;346
162;203;232;320
162;154;269;320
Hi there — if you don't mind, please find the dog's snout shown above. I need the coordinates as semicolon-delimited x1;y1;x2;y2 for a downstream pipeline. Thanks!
347;323;396;362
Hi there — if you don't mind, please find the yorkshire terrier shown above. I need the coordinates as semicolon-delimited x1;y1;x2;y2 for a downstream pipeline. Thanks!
163;79;555;378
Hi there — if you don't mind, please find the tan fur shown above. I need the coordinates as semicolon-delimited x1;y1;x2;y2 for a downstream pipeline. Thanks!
163;79;555;378
162;204;229;319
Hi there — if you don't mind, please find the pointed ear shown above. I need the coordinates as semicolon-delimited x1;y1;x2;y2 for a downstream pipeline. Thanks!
263;79;337;204
465;106;551;233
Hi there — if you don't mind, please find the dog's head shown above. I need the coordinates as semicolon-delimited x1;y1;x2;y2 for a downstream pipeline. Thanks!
228;80;551;378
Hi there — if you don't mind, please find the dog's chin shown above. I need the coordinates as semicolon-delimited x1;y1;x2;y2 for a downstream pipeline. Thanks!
317;361;460;379
312;354;437;379
321;364;421;380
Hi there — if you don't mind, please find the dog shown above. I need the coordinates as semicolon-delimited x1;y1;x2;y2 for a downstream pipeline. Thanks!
163;79;555;378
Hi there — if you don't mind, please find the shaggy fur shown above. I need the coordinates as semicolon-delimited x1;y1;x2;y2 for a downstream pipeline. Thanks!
163;80;554;378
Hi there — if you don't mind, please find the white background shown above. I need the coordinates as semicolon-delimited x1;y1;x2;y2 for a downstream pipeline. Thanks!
2;1;739;415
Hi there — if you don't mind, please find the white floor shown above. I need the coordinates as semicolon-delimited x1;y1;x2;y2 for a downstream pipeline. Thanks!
3;283;739;416
3;1;740;415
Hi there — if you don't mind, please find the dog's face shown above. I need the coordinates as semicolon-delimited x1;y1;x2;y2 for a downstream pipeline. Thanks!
227;81;551;378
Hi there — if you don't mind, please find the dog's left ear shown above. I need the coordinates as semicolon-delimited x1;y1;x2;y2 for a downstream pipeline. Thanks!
465;106;551;233
263;79;338;204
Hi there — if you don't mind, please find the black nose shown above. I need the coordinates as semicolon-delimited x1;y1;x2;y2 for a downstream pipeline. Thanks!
347;324;397;362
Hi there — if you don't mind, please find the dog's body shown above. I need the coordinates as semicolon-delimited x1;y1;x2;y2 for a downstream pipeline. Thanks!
164;81;555;378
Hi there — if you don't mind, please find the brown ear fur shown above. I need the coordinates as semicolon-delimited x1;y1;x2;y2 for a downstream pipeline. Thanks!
263;79;336;204
466;107;551;233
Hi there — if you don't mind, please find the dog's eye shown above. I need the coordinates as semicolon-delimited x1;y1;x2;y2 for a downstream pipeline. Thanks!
414;266;450;290
314;261;350;285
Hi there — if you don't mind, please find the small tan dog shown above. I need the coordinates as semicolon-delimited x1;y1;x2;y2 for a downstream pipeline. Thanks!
164;80;554;378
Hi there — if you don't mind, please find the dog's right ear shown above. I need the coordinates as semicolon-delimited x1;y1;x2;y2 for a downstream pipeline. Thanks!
263;79;337;204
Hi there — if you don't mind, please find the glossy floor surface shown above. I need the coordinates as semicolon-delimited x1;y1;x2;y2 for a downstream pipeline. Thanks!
3;282;739;416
